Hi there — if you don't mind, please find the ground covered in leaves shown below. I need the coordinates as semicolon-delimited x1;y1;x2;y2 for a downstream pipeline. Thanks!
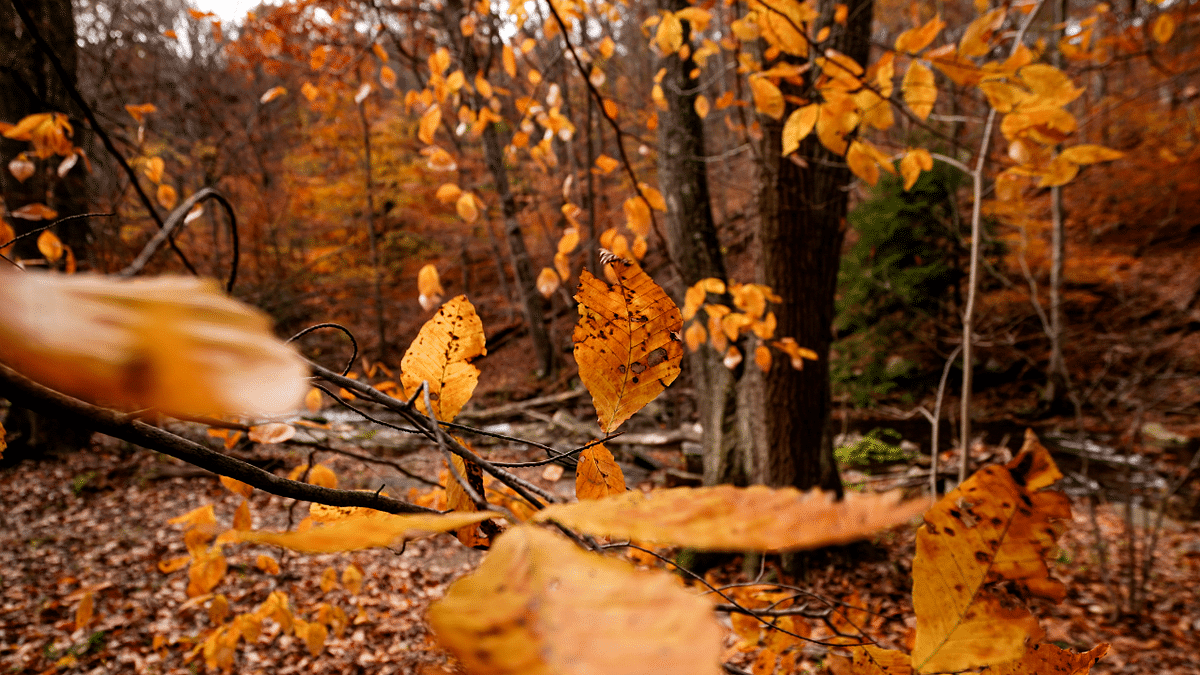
1;434;1199;675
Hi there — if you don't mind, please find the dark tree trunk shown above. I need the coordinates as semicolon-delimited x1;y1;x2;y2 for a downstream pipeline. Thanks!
755;0;874;494
1;0;94;459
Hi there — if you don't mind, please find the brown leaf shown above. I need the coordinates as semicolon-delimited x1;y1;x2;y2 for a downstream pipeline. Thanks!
74;591;94;631
979;642;1109;675
401;295;487;422
428;525;723;675
912;431;1071;673
534;485;928;551
248;422;296;444
444;453;489;548
576;443;626;500
573;257;683;433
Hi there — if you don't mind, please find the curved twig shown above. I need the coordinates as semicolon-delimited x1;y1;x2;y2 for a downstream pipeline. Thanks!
288;323;359;376
119;187;241;291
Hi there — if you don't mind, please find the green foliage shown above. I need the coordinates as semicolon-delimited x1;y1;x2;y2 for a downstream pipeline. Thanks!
834;428;914;470
833;161;965;407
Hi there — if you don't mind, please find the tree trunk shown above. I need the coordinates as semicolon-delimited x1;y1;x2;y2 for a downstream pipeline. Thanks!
656;0;753;486
754;0;874;493
1;0;94;459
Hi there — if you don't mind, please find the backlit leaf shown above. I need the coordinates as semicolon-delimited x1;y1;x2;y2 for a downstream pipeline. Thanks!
75;592;94;631
1059;144;1124;164
1152;13;1175;44
623;196;651;238
380;65;397;89
0;272;308;417
639;184;667;212
418;264;445;311
503;45;516;78
694;95;710;119
8;155;34;183
912;430;1071;673
307;464;338;488
594;154;620;174
895;15;945;54
900;148;934;191
249;422;295;444
655;12;684;55
573;257;683;433
37;230;64;262
419;104;442;145
979;643;1108;675
435;183;462;203
124;103;157;123
959;8;1005;57
401;295;487;422
846;141;880;186
158;555;190;573
428;525;723;675
456;192;479;223
342;564;364;593
222;510;497;553
256;554;280;574
188;545;227;597
749;75;784;120
535;485;928;551
304;387;322;413
576;443;625;500
781;104;818;156
902;61;937;120
537;267;560;298
143;157;165;184
11;203;57;221
754;344;771;372
259;86;286;104
301;81;319;101
220;475;254;499
157;184;177;210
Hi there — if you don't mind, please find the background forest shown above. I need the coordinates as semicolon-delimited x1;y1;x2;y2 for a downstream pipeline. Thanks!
2;0;1200;673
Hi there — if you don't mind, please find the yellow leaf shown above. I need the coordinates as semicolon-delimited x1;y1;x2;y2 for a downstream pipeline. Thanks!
143;156;165;184
444;453;489;548
170;504;217;528
846;141;880;186
232;499;252;530
599;36;616;59
639;184;667;212
124;103;157;123
436;183;462;203
694;95;710;119
912;430;1070;673
503;44;516;78
1037;155;1079;188
1059;144;1124;164
978;643;1108;675
248;422;295;444
748;75;784;120
978;81;1028;113
684;321;706;352
558;228;580;254
304;387;323;413
959;8;1005;58
320;565;339;593
418;104;442;145
418;263;445;311
576;443;626;500
623;196;652;238
259;86;286;104
158;555;190;573
428;526;724;675
37;229;64;262
305;620;328;655
456;192;479;223
594;154;620;174
895;15;945;54
156;184;177;210
536;267;560;298
902;61;937;120
307;464;338;488
475;73;493;99
301;81;319;101
535;485;928;552
208;594;230;624
188;545;227;597
342;564;364;593
754;344;771;372
655;11;684;55
224;510;499;553
900;148;933;191
1152;13;1175;44
256;554;280;574
554;251;571;283
75;591;94;631
372;42;387;61
781;104;818;156
573;258;684;433
1017;64;1082;109
829;646;914;674
400;295;487;422
430;47;451;75
380;65;397;89
220;475;254;499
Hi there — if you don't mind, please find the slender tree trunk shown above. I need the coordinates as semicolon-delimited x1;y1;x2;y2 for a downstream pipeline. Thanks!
445;0;554;377
755;0;874;493
656;0;751;486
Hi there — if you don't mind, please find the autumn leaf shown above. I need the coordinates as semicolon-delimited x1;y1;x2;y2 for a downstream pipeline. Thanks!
419;104;442;145
400;295;487;422
1152;13;1176;44
958;8;1005;57
534;485;928;551
124;103;157;123
256;554;280;574
979;642;1108;675
902;61;937;120
428;525;723;675
900;148;934;191
655;11;684;55
220;510;498;553
8;154;34;183
156;184;178;210
188;545;227;597
575;443;626;500
259;86;286;104
826;645;913;674
573;256;683;433
11;203;58;221
1058;144;1124;164
895;15;945;54
0;272;308;417
623;196;652;238
846;141;880;186
37;230;64;262
456;192;479;223
912;430;1071;673
536;267;560;298
74;591;94;631
444;453;490;548
749;75;785;120
417;263;445;311
220;475;254;499
782;104;818;156
342;564;364;594
249;422;295;444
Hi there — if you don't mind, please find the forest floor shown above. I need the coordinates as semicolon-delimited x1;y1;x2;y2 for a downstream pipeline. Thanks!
1;414;1199;675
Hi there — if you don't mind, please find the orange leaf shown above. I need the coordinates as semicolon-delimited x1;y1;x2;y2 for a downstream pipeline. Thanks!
12;203;58;221
8;154;34;183
417;263;446;311
655;11;684;55
594;154;620;174
158;555;190;573
256;554;280;574
455;192;479;223
959;8;1005;57
978;643;1108;675
304;387;323;413
846;141;880;186
912;430;1071;673
320;565;339;593
380;65;397;89
623;196;652;238
537;267;561;298
74;592;94;631
782;104;818;156
428;526;724;675
208;594;230;624
895;15;945;54
1058;144;1123;164
221;510;498;553
419;104;442;145
1152;13;1176;44
573;257;683;433
157;184;177;210
444;453;489;548
232;500;252;530
435;183;463;203
124;103;157;123
900;148;933;191
400;295;487;422
342;564;364;594
248;422;295;444
188;546;227;597
259;86;286;104
37;229;64;262
220;475;254;499
576;443;626;500
534;485;929;552
902;61;937;121
748;75;784;120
